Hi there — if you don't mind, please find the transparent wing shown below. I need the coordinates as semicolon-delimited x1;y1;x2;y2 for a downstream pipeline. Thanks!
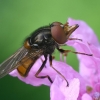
0;46;28;78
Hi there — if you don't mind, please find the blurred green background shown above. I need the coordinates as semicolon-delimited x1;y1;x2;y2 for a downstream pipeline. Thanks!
0;0;100;100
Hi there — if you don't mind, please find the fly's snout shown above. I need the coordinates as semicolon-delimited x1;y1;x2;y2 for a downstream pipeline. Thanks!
63;23;79;38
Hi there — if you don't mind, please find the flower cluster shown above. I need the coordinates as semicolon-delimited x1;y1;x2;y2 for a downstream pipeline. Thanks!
10;18;100;100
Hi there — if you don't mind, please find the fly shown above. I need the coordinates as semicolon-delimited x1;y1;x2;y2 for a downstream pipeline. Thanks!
0;22;92;86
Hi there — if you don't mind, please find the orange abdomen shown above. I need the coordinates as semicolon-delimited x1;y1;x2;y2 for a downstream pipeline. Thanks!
17;56;36;77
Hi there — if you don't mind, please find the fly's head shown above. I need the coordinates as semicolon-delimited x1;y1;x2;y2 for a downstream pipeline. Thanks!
50;22;79;44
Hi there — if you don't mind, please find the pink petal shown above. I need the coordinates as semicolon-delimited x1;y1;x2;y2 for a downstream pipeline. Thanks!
67;40;96;70
79;62;94;85
50;77;80;100
60;78;80;100
50;76;65;100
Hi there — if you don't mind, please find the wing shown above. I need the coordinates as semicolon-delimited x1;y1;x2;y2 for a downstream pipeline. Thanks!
0;46;28;78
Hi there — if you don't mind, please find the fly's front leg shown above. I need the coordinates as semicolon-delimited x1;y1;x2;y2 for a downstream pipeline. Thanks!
49;55;69;86
57;48;93;56
35;55;53;83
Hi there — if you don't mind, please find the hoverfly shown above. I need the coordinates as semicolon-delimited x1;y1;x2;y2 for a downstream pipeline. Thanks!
0;22;92;86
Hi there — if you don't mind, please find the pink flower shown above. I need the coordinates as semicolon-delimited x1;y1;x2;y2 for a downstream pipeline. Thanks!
66;18;100;99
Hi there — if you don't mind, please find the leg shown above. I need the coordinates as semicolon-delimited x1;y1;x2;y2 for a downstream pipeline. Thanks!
57;48;93;56
49;55;69;86
35;55;53;83
68;38;82;41
40;57;46;68
40;56;55;67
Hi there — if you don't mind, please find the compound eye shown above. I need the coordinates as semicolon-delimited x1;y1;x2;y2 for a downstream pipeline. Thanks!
51;22;67;44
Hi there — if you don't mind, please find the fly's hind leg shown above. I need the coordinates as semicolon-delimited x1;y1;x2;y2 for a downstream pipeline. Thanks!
40;57;46;68
49;55;69;86
35;55;53;83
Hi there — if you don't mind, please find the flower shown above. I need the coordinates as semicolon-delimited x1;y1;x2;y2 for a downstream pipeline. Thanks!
66;18;100;99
